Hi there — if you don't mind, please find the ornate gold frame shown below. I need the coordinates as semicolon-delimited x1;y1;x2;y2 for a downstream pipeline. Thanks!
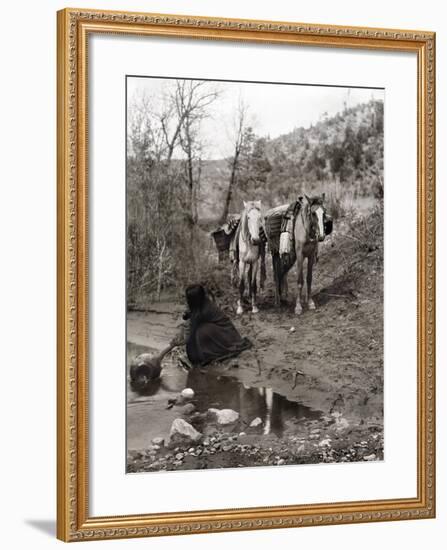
57;7;436;542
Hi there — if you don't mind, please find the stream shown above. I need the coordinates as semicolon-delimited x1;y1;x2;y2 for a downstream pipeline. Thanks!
126;308;322;450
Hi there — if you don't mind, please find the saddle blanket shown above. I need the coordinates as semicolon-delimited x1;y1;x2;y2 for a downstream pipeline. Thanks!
211;213;267;254
264;199;302;254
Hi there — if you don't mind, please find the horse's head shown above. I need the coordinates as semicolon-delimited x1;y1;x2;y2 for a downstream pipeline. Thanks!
243;200;262;245
305;193;326;242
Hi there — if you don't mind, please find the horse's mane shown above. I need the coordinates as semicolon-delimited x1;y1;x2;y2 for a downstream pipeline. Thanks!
239;208;250;243
310;196;324;206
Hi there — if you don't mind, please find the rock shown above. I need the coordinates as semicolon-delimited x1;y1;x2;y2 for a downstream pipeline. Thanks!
239;432;246;437
128;450;143;460
296;444;305;453
249;417;263;427
289;327;296;333
180;403;196;415
181;388;195;400
309;434;320;440
222;445;232;452
168;418;202;447
363;453;377;461
208;408;239;425
152;437;164;446
319;438;332;447
175;453;184;460
277;458;286;465
310;428;321;435
335;417;350;432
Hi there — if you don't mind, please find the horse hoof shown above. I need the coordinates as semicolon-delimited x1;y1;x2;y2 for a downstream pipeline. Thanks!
308;301;316;310
294;307;303;316
252;306;259;314
236;306;243;315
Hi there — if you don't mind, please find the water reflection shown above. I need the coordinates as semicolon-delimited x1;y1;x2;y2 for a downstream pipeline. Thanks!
184;369;321;437
127;341;321;445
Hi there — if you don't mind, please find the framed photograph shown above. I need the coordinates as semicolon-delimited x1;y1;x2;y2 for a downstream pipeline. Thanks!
57;7;436;542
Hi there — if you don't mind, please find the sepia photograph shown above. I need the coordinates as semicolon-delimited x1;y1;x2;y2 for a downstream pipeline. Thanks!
126;75;384;474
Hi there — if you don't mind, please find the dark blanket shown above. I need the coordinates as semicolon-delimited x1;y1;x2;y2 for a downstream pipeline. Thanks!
186;300;252;366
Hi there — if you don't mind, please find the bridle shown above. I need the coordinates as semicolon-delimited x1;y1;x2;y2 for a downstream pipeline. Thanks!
302;201;326;242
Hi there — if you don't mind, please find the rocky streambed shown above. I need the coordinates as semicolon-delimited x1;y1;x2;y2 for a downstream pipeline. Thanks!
127;384;383;473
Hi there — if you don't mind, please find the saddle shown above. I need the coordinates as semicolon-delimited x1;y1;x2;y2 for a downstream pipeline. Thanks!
211;214;241;256
265;197;333;255
264;198;303;255
211;214;267;262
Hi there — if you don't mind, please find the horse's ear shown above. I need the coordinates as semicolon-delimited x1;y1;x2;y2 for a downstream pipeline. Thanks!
255;200;262;209
304;194;310;204
243;200;247;209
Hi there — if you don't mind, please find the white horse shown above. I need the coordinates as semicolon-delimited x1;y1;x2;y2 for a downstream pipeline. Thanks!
235;200;263;315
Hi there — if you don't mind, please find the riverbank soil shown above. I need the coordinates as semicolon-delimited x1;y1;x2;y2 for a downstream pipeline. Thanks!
127;207;384;472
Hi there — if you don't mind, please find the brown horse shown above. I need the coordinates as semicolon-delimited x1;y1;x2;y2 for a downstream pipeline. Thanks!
271;194;327;315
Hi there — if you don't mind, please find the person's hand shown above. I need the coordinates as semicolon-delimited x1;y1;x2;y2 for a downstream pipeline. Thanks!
182;310;191;321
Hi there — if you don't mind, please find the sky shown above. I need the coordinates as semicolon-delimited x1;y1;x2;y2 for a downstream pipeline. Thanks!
127;76;384;160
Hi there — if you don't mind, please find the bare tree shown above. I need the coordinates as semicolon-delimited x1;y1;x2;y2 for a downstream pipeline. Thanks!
127;91;179;302
220;99;253;224
174;81;218;223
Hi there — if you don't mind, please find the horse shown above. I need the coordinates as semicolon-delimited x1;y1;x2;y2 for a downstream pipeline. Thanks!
234;200;263;315
271;194;328;315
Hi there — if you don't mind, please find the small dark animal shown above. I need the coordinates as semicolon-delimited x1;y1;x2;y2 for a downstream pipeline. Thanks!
130;342;177;390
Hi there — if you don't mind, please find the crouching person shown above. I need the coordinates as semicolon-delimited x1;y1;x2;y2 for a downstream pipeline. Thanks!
179;284;251;369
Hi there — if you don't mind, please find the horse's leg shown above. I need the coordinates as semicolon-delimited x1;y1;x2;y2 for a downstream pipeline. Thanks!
230;260;236;287
251;261;259;313
307;253;316;310
237;260;245;315
272;253;281;308
259;243;266;292
247;263;253;301
295;248;304;315
282;273;289;303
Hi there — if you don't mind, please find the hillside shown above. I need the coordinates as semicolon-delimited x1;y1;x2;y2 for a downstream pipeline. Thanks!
197;99;383;221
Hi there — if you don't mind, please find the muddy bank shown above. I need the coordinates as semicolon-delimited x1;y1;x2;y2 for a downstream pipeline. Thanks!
127;209;384;471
